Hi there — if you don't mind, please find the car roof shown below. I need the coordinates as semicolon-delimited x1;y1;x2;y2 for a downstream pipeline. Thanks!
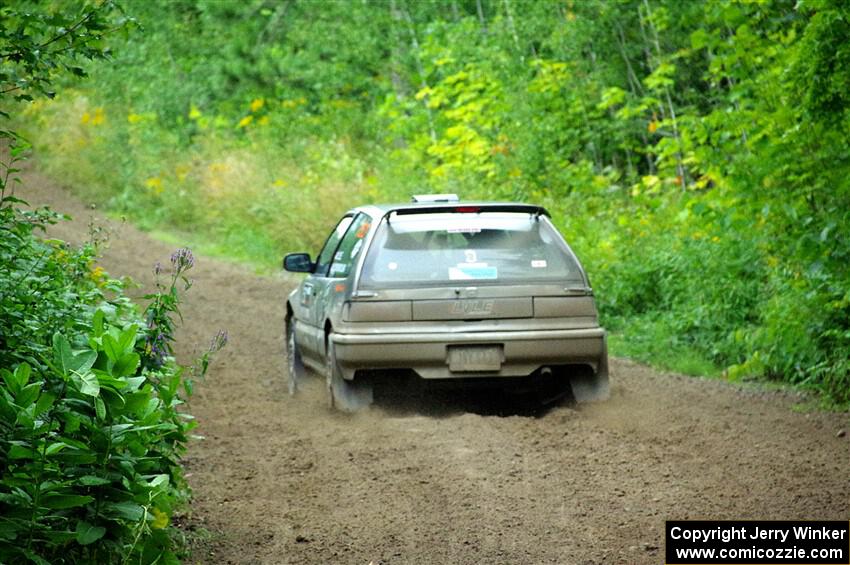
351;201;550;220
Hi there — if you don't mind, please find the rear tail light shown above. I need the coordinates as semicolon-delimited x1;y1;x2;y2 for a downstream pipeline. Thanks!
533;296;598;318
344;301;413;322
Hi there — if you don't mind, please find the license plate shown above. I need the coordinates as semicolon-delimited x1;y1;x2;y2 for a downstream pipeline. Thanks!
448;345;503;372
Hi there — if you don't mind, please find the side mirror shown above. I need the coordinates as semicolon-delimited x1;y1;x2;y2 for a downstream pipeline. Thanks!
283;253;314;273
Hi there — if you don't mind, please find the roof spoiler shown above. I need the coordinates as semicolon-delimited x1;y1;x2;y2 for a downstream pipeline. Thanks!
392;203;549;217
384;203;549;224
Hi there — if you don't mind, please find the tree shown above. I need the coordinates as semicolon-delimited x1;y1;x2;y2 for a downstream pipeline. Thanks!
0;0;133;202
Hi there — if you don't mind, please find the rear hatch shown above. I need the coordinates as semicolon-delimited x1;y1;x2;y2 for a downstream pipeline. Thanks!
349;209;596;324
359;210;584;287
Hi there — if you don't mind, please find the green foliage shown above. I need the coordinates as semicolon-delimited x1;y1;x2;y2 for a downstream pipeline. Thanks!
0;1;228;561
791;0;850;122
0;0;135;142
0;200;223;562
17;0;850;405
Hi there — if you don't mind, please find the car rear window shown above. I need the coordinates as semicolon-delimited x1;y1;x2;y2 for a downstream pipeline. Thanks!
359;212;584;287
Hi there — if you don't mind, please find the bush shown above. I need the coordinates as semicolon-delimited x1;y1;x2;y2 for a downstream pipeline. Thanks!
0;194;224;563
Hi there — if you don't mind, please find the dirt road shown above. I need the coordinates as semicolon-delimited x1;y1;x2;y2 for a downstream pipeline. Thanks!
19;163;848;564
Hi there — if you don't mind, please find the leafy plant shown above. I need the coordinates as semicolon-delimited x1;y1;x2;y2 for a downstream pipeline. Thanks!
1;2;230;561
0;0;135;106
0;208;225;562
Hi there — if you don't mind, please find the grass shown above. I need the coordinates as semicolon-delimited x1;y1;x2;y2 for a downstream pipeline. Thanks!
149;229;279;276
607;326;722;378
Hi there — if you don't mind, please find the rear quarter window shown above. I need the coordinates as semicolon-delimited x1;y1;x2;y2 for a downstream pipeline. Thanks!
328;214;372;278
315;215;354;277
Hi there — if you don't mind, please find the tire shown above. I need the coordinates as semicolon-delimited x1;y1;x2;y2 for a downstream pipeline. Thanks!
286;318;306;396
534;369;572;406
325;337;373;412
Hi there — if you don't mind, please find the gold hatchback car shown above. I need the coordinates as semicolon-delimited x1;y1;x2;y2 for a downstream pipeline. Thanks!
284;195;608;411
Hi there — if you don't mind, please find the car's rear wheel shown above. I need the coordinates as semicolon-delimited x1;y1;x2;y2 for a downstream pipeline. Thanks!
325;338;373;412
286;318;306;396
534;369;572;406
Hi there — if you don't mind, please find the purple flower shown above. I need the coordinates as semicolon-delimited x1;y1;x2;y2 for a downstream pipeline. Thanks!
153;261;163;276
209;329;228;352
145;333;168;369
170;248;195;273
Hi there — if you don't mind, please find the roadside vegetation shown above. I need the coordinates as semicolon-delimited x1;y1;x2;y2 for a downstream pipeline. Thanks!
1;2;224;561
14;0;850;407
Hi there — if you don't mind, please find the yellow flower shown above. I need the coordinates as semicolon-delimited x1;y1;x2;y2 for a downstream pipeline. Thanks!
82;108;106;125
90;107;105;126
151;508;169;530
127;113;144;124
89;266;107;287
237;115;253;128
250;98;265;112
258;115;270;126
144;177;164;195
188;104;202;120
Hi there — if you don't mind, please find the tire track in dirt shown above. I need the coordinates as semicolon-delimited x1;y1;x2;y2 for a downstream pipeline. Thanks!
19;161;849;565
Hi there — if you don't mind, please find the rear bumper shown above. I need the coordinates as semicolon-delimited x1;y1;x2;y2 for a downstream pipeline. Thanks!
331;327;607;380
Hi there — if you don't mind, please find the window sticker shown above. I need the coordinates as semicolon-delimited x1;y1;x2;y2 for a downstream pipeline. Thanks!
351;239;363;257
531;259;548;268
355;222;371;238
334;251;344;261
387;261;398;271
447;227;481;234
464;250;477;263
449;265;498;280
